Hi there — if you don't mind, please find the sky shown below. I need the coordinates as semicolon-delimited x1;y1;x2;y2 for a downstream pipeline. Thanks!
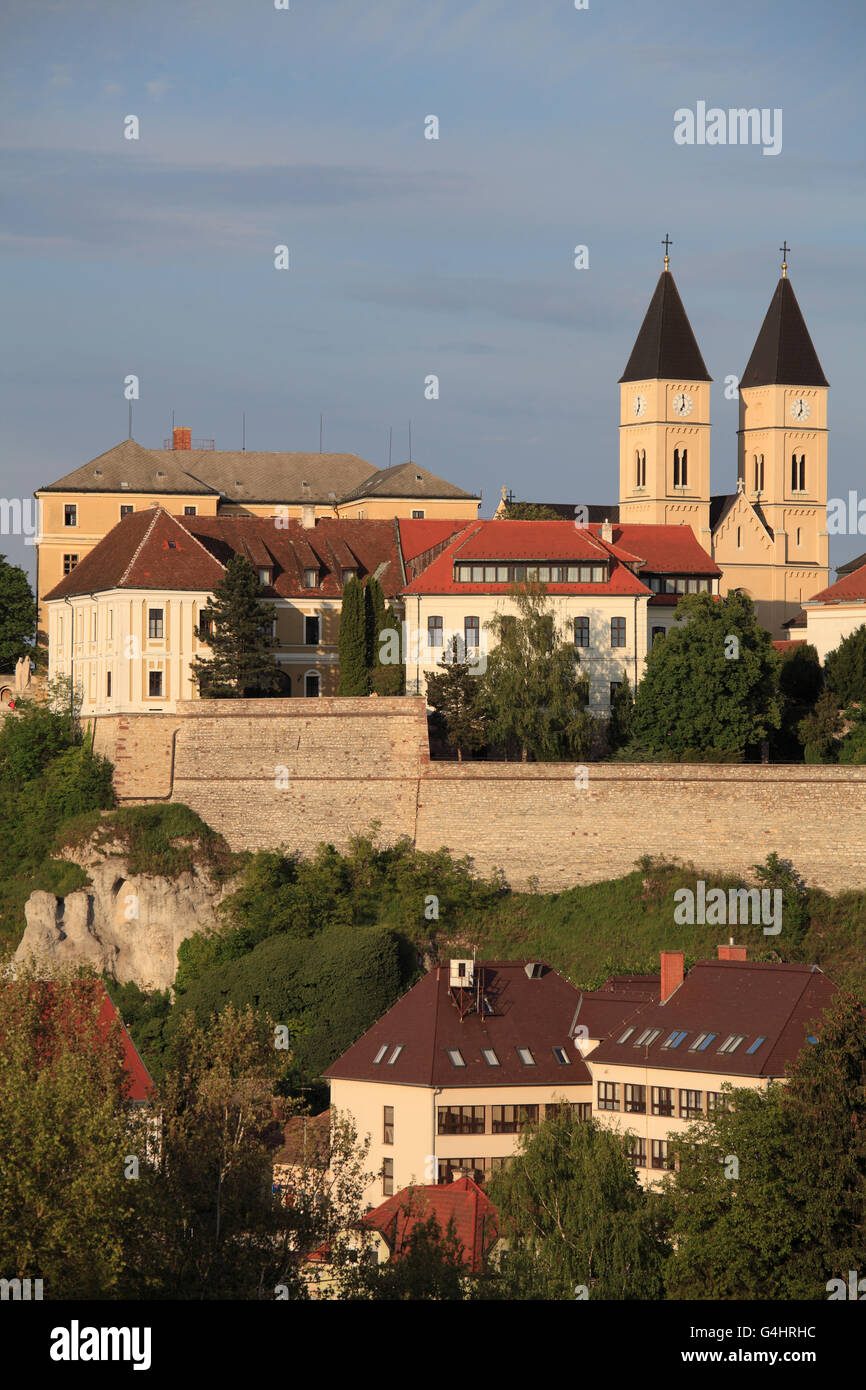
2;0;864;583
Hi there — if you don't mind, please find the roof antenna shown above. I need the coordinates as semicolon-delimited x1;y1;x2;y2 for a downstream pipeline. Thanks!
388;426;392;468
408;420;412;463
319;412;323;453
242;412;246;452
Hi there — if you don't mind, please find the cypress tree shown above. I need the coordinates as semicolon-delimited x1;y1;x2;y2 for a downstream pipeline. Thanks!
338;577;370;695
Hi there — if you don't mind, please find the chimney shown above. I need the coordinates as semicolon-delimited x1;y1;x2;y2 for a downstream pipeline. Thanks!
601;517;613;543
718;942;747;961
660;950;684;1003
173;426;191;450
300;504;316;530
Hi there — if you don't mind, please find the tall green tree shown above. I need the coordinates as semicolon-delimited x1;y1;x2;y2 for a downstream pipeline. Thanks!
191;556;280;698
487;1108;669;1299
502;502;563;520
607;674;635;751
365;576;388;671
426;636;486;760
337;576;370;695
480;585;593;761
630;590;781;757
824;624;866;706
798;686;842;762
0;554;37;671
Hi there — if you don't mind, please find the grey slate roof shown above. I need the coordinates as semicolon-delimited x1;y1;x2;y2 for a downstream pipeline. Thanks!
341;460;479;502
619;270;712;384
740;277;829;389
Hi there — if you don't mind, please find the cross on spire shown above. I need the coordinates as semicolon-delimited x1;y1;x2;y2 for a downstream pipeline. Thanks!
662;233;672;270
780;240;790;277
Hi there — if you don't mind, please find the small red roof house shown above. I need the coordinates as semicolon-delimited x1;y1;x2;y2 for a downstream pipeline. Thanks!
801;560;866;664
362;1176;500;1273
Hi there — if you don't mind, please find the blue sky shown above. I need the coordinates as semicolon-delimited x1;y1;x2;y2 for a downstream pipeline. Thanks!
2;0;864;582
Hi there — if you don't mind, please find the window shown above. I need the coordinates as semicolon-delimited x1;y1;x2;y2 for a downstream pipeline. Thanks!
341;568;355;585
427;615;443;649
624;1084;646;1114
120;505;134;519
792;453;806;491
617;1027;635;1044
383;1106;394;1144
438;1105;485;1136
438;1158;488;1184
634;1027;661;1048
64;504;77;527
106;671;112;698
258;567;272;586
411;509;425;519
464;616;479;654
574;616;590;648
651;625;666;644
357;509;366;519
305;616;320;645
610;681;621;705
373;1044;389;1064
491;1104;538;1134
546;1102;591;1123
597;1082;620;1112
516;1047;535;1066
552;1046;570;1066
304;568;318;589
707;1092;731;1112
481;1048;500;1067
148;670;163;698
737;526;742;549
628;1137;647;1169
304;672;320;697
184;506;197;516
447;1048;466;1068
63;554;79;575
635;449;646;488
679;1089;703;1119
382;1158;394;1196
148;608;164;639
688;1032;717;1052
651;1086;674;1117
611;617;626;648
198;614;213;641
754;454;764;491
746;1036;766;1055
661;1030;688;1050
673;447;688;487
717;1034;746;1055
387;1045;403;1065
652;1139;673;1170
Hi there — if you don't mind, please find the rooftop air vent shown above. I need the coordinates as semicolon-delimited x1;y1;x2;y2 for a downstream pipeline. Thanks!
93;469;102;477
120;481;130;489
449;959;474;989
524;962;545;980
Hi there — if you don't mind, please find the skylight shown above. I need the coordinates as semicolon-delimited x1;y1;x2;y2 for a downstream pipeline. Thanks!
552;1046;570;1065
717;1034;746;1055
517;1047;536;1066
746;1036;766;1055
447;1048;466;1067
806;1035;819;1046
482;1048;500;1067
617;1027;635;1044
387;1045;404;1065
661;1030;688;1049
689;1032;718;1052
634;1028;661;1047
373;1044;389;1064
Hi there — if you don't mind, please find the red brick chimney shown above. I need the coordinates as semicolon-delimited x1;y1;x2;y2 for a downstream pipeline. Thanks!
660;950;684;1003
173;426;192;450
718;942;747;961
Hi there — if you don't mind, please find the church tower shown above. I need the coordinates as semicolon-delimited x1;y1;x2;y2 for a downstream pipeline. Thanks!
618;242;712;548
725;247;829;633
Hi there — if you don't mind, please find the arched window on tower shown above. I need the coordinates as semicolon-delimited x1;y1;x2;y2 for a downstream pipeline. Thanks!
791;453;806;492
753;454;765;492
635;449;646;488
737;526;742;549
673;448;688;487
681;448;688;486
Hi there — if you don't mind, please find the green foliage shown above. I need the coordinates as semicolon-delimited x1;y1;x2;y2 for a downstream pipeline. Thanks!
606;674;635;751
480;584;594;761
836;706;866;764
798;686;842;762
365;576;387;670
337;576;370;695
502;502;563;520
426;636;486;759
487;1108;669;1299
824;624;866;706
752;851;810;947
778;642;823;704
346;1202;469;1300
57;802;239;881
0;698;79;782
0;554;37;669
371;603;405;695
191;555;281;698
630;591;781;757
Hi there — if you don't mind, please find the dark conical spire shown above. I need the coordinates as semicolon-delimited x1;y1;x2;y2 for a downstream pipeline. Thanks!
619;270;711;384
741;276;828;388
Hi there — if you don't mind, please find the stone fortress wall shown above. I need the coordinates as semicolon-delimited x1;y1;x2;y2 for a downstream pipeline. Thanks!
89;698;866;892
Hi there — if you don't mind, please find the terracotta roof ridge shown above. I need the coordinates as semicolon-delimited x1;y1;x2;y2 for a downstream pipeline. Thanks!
117;507;164;587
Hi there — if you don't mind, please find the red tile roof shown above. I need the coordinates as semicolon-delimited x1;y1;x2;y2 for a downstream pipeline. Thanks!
397;519;470;564
362;1177;499;1272
588;959;838;1078
605;523;721;576
803;562;866;606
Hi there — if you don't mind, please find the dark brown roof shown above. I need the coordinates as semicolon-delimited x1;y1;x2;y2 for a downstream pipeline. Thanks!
38;439;218;497
273;1111;330;1168
588;959;838;1078
325;961;594;1087
619;271;711;384
740;276;828;389
44;508;225;600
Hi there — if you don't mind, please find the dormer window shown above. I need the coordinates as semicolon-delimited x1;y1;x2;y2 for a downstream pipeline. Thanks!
304;568;318;589
258;567;272;586
341;568;356;585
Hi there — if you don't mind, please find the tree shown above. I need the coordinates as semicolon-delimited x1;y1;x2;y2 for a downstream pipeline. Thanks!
773;643;824;761
798;686;842;762
365;576;388;671
426;636;486;760
752;851;809;946
344;1194;469;1300
480;585;593;761
190;556;280;699
663;990;866;1300
487;1108;669;1299
630;590;781;758
824;624;866;706
607;674;635;751
337;576;370;695
502;502;563;520
0;554;37;671
371;603;405;695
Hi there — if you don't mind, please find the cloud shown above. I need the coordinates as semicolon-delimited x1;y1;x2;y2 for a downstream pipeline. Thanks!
144;78;170;101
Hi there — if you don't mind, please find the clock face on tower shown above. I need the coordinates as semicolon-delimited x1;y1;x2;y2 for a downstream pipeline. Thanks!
632;394;647;418
791;397;811;422
672;392;693;417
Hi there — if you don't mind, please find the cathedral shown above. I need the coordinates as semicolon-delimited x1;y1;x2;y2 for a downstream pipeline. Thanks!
512;247;831;639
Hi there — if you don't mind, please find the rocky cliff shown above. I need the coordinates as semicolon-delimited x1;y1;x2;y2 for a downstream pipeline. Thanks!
15;850;236;993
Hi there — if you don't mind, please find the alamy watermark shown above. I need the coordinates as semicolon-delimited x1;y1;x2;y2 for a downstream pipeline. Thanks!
673;880;782;935
0;498;41;545
674;102;782;157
